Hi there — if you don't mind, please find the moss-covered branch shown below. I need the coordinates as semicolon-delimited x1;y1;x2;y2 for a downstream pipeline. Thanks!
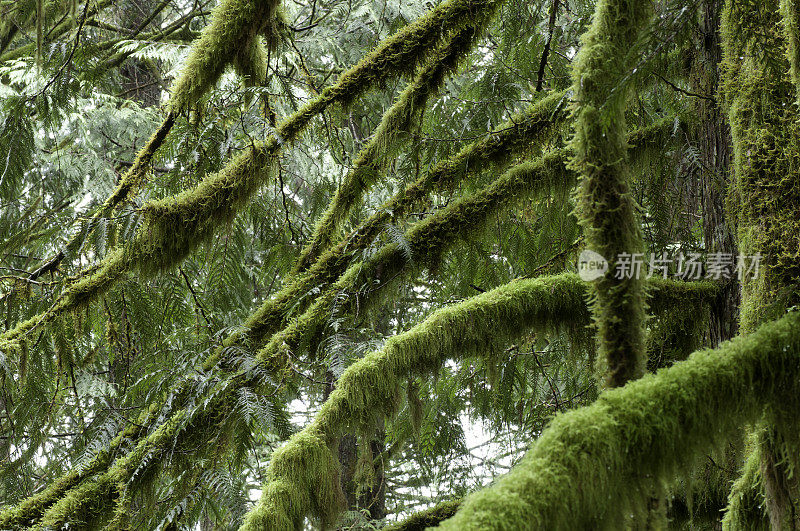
241;274;718;529
0;399;167;529
253;118;679;371
10;272;712;529
437;310;800;530
168;0;283;112
30;410;189;530
383;499;462;530
241;274;591;529
569;0;652;387
293;13;499;271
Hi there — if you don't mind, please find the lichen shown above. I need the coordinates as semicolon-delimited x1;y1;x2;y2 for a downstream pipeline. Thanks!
438;310;800;530
568;0;653;388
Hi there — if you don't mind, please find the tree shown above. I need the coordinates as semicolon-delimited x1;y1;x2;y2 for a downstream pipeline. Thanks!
0;0;798;528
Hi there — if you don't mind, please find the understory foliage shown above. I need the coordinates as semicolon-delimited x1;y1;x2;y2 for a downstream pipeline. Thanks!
0;0;798;529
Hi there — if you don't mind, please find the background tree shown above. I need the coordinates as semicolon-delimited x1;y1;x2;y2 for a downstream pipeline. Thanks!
0;0;797;529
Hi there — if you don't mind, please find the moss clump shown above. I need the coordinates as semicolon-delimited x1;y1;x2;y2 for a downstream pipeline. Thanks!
722;431;770;529
438;311;800;530
568;0;653;388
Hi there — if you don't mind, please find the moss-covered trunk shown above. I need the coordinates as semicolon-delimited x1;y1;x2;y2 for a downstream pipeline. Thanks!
721;0;800;527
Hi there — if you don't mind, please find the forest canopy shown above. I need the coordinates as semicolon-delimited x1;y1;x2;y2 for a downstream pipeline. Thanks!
0;0;799;529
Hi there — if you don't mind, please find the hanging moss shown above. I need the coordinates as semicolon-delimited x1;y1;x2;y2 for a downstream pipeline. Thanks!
436;310;800;530
294;16;498;271
9;272;712;530
568;0;653;388
646;277;715;369
722;431;770;529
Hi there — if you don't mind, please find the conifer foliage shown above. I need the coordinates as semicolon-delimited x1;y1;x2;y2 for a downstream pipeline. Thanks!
0;0;799;529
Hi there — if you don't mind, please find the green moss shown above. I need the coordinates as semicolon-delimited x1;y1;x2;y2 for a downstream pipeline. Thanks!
32;409;189;529
438;310;800;530
568;0;653;388
383;499;462;530
243;274;591;528
781;0;800;104
722;431;770;529
0;398;165;529
722;0;800;334
720;1;800;524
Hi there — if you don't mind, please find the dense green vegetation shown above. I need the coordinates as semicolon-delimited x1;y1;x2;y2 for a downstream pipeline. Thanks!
0;0;798;528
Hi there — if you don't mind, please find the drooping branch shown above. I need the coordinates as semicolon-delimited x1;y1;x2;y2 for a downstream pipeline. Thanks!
167;0;283;113
14;0;286;322
437;310;800;530
569;0;653;387
10;269;712;530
